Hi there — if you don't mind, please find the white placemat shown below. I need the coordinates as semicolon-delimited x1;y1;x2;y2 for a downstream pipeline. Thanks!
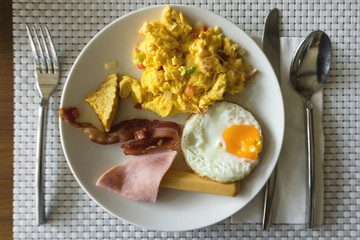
13;0;359;239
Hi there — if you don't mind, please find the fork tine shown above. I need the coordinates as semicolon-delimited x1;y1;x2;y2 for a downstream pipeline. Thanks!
39;26;52;74
31;25;46;74
26;25;42;73
43;26;59;74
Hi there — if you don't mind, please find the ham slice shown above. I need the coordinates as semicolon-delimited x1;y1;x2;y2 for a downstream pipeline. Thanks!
96;149;177;203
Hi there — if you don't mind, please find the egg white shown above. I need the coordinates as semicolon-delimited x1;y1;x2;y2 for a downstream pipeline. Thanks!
181;101;262;182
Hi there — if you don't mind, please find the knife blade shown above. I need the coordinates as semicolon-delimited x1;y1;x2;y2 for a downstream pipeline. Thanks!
262;8;281;230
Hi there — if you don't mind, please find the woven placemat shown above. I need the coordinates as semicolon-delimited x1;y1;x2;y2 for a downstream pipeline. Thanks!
13;0;359;238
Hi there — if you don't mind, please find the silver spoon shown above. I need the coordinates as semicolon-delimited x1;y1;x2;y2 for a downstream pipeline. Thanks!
290;30;331;228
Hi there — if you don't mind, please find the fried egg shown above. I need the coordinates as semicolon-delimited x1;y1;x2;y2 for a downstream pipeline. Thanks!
181;101;263;182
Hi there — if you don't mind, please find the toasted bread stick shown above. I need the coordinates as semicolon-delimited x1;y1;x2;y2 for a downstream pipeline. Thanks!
160;170;238;197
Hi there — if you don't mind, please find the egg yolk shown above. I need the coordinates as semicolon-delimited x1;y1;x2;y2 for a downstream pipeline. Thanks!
222;125;262;160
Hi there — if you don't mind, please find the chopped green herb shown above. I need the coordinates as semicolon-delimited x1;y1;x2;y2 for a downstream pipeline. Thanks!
184;66;197;76
137;53;144;62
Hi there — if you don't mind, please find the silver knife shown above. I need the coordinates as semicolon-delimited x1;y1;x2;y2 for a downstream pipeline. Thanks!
262;8;281;230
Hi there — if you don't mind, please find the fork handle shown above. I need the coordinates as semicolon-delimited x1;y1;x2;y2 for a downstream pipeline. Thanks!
35;98;47;225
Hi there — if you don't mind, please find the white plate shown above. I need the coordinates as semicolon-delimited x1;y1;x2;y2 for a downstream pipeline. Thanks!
60;5;284;231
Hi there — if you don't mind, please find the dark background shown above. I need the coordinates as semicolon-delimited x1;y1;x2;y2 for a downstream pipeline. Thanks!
0;0;14;239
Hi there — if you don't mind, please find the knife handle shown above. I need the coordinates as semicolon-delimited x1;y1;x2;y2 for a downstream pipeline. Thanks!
262;167;277;229
262;7;280;230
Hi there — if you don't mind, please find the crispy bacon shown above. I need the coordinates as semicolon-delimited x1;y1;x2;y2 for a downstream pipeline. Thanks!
121;125;180;155
137;63;145;70
218;52;228;62
190;29;199;39
59;107;181;155
134;128;147;141
246;68;259;81
197;107;207;114
184;84;194;98
200;57;212;71
134;103;142;109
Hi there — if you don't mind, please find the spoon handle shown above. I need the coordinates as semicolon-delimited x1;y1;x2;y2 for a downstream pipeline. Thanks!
304;98;316;228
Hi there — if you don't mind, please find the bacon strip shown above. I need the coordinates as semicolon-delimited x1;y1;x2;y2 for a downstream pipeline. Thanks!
134;128;147;141
59;107;181;155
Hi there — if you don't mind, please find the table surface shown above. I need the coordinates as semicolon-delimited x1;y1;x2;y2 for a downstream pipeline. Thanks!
0;0;13;239
8;0;360;239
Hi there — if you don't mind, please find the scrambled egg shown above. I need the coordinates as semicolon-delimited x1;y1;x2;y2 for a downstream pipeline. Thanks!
120;6;257;117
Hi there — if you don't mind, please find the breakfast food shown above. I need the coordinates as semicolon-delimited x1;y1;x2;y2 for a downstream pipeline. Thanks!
59;107;180;154
96;152;238;203
119;75;143;103
104;60;117;70
97;149;177;203
120;6;257;117
160;170;238;197
181;101;263;182
117;119;181;155
61;7;264;202
85;73;119;132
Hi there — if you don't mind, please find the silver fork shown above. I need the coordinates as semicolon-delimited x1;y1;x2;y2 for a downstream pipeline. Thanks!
26;25;59;225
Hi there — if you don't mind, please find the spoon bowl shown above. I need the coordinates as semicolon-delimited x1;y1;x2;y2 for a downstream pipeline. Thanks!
289;30;331;228
290;31;332;99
